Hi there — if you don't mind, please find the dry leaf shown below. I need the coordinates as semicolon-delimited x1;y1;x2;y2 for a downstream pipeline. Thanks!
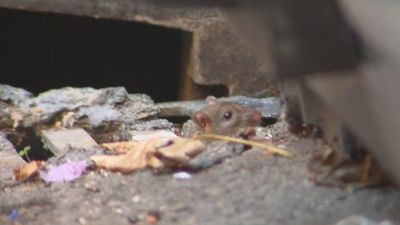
195;133;293;158
92;137;205;173
308;147;387;188
101;141;138;154
12;161;44;181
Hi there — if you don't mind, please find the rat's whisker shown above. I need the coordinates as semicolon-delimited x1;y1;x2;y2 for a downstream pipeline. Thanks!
194;133;293;158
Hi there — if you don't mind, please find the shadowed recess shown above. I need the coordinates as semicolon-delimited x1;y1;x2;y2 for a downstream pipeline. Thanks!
0;7;187;102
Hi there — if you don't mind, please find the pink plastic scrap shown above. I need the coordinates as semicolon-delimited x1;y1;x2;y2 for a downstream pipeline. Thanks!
39;161;87;183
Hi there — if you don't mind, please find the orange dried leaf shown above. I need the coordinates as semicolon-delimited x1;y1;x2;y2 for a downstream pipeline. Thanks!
101;141;139;153
12;161;44;181
92;137;205;173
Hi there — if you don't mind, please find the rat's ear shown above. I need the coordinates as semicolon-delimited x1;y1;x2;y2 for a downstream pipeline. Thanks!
192;111;210;130
206;96;219;105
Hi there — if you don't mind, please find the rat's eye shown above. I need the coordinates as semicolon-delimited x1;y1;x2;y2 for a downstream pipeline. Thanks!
223;111;233;120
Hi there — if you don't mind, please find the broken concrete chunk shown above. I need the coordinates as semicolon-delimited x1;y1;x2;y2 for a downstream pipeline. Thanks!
125;119;173;132
156;96;281;119
41;128;99;156
121;94;159;121
28;87;128;123
0;133;26;180
76;105;121;128
0;84;33;105
0;85;163;145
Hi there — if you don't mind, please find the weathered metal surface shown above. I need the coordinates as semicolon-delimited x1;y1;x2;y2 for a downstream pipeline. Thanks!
156;96;280;119
0;0;277;99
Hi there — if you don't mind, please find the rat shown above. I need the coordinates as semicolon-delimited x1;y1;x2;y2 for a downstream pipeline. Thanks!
182;96;262;138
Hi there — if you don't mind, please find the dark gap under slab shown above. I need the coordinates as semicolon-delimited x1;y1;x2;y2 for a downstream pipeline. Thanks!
0;7;187;102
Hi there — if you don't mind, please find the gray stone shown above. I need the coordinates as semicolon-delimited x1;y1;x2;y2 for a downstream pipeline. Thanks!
0;85;163;149
0;84;32;106
125;119;173;132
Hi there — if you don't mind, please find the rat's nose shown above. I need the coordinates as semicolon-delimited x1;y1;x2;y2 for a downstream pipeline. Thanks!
252;111;262;123
244;110;262;125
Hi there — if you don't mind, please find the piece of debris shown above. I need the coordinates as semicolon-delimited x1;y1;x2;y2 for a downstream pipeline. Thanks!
130;130;177;141
157;95;280;119
41;128;100;156
333;215;394;225
12;160;44;182
173;171;192;180
39;161;88;183
8;209;19;222
308;147;387;189
91;137;205;173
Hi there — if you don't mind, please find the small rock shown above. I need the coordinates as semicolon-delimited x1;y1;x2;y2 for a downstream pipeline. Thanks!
84;180;100;192
78;217;88;225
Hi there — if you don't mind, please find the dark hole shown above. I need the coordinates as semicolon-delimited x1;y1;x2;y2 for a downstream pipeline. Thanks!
0;7;187;102
261;117;277;126
6;128;53;161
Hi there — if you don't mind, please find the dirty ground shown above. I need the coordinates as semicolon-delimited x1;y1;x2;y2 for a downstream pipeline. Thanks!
0;87;399;225
0;122;399;225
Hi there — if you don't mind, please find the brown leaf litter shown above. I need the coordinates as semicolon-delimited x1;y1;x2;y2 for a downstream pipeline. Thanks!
12;160;44;182
91;137;205;173
308;147;388;189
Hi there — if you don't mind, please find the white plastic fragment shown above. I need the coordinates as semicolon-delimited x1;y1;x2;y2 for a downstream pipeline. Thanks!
173;172;192;180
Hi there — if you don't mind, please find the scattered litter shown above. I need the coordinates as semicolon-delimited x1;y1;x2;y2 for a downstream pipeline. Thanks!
92;137;205;173
173;171;192;180
130;130;177;141
12;160;44;181
39;161;87;183
8;209;18;222
308;147;387;188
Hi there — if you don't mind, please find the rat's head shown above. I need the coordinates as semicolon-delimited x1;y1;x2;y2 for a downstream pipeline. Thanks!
192;96;262;135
